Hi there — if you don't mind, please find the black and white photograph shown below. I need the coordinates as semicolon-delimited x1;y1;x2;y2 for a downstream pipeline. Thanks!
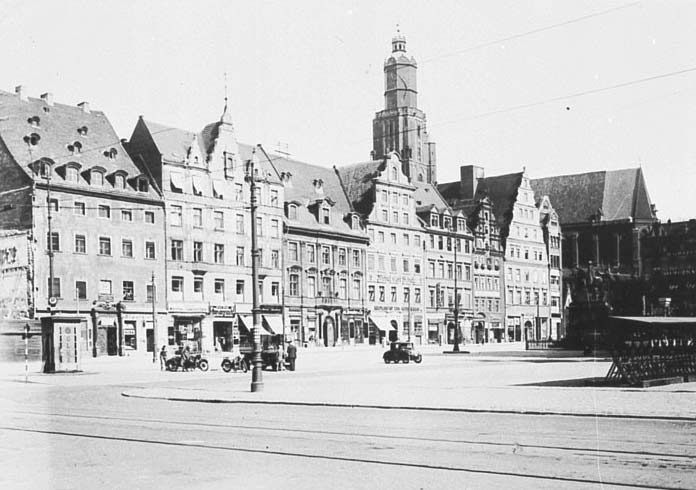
1;1;695;489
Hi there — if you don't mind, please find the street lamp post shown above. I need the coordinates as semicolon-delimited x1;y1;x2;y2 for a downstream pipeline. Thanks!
453;233;461;352
247;147;264;393
44;159;56;314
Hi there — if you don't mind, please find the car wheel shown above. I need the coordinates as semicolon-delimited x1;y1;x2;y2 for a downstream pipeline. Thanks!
414;354;422;364
198;359;209;372
165;359;177;372
403;357;410;364
221;360;232;373
383;357;390;364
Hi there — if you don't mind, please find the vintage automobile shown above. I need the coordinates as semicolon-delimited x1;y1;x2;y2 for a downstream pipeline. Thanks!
383;342;423;364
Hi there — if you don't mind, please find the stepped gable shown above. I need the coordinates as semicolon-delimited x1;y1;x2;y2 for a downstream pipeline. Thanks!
335;159;385;216
0;89;154;193
269;155;357;234
475;172;523;242
531;168;655;225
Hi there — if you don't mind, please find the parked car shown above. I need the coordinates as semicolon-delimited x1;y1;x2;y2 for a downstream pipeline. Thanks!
383;342;422;364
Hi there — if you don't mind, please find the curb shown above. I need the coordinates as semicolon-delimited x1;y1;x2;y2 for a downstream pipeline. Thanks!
121;390;695;422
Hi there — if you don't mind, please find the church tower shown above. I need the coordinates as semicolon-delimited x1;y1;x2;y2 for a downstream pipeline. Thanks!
372;29;437;184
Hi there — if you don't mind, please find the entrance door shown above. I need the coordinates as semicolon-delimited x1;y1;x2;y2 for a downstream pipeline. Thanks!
106;327;118;356
146;328;154;353
323;317;335;347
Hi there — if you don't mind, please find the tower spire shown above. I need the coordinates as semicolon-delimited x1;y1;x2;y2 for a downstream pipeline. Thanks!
392;24;406;53
221;71;233;124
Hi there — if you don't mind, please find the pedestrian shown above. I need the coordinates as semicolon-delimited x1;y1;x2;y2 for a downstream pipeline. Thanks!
159;345;167;370
182;345;191;371
286;341;297;371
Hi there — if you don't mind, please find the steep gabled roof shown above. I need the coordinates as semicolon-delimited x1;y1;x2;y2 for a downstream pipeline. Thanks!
0;89;158;198
268;155;358;235
531;168;655;226
335;160;384;216
476;172;523;240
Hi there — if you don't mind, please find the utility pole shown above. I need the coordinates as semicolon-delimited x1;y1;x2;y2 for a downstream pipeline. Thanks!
151;271;157;363
453;233;461;352
45;160;55;314
248;147;264;392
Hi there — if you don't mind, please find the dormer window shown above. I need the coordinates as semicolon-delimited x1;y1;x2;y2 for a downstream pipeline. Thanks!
313;178;324;194
91;169;104;186
352;215;359;229
77;126;88;136
288;204;298;220
104;148;118;160
23;133;41;146
322;207;330;225
430;214;438;227
137;178;149;192
443;217;451;230
114;174;126;189
67;141;82;155
66;165;80;183
27;116;40;128
457;218;465;231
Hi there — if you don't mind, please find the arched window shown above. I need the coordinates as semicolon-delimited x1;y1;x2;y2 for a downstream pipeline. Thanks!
288;204;298;220
391;166;398;181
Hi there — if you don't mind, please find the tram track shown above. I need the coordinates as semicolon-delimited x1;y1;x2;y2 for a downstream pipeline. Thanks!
0;424;691;490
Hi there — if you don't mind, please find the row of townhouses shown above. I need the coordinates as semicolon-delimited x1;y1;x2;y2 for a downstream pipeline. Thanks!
0;32;563;358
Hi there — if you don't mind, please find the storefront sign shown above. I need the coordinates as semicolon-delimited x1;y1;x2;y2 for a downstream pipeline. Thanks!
210;305;236;317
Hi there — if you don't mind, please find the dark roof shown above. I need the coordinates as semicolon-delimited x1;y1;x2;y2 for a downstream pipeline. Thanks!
0;90;158;198
268;155;359;235
335;160;385;216
531;168;655;225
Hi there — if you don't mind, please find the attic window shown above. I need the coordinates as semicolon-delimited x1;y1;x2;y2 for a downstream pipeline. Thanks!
288;204;298;220
391;166;398;180
23;133;41;146
322;207;330;225
91;169;105;186
67;141;82;154
27;116;40;127
114;174;126;189
77;126;88;136
104;148;118;160
430;214;438;227
137;178;149;192
352;215;359;229
443;217;451;229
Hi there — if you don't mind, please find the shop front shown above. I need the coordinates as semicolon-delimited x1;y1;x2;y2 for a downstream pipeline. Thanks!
342;308;366;345
171;315;204;352
368;313;399;345
210;304;236;352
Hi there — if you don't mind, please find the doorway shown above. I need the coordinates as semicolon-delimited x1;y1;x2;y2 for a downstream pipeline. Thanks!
106;327;118;356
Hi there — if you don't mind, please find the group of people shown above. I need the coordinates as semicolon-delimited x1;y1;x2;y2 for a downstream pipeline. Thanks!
159;341;297;371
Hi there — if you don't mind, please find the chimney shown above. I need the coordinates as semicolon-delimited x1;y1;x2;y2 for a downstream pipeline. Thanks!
78;101;90;113
459;165;484;201
40;92;54;106
15;85;28;101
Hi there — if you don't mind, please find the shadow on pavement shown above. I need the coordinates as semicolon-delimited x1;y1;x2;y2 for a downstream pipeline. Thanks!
517;377;630;388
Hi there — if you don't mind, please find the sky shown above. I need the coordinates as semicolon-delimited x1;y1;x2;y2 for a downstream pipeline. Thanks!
1;0;695;221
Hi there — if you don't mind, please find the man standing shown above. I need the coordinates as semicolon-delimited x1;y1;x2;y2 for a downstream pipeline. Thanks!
286;341;297;371
159;345;168;370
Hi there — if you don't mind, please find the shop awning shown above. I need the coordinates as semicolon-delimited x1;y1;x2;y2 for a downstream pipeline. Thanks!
170;172;186;192
369;314;397;332
262;315;283;335
212;180;226;198
237;314;272;336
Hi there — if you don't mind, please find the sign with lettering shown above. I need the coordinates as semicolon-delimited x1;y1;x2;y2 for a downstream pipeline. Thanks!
210;305;236;317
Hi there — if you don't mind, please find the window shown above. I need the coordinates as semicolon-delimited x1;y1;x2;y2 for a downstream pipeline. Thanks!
415;235;421;248
214;243;224;264
288;204;298;220
171;239;183;261
144;211;155;224
66;166;79;182
214;279;225;296
74;234;86;254
289;274;299;296
390;256;397;272
339;278;347;299
236;280;245;301
352;279;361;300
121;209;133;222
257;248;264;267
122;281;134;301
381;190;388;202
99;237;111;256
379;286;385;302
146;284;155;303
338;249;346;266
214;211;224;230
403;259;409;273
138;178;149;192
390;233;396;244
145;241;156;259
367;254;375;270
322;208;330;224
122;239;133;258
403;287;410;303
368;285;375;301
271;249;279;268
171;205;182;226
322;246;331;265
48;198;59;212
271;281;280;300
403;233;409;246
307;276;316;297
48;277;61;298
271;219;280;238
99;279;112;296
193;277;203;297
381;209;388;222
235;184;244;201
378;255;385;270
193;242;203;262
430;214;438;227
289;242;299;261
75;281;87;300
414;259;421;274
270;189;278;206
429;289;436;307
392;211;399;224
171;277;184;299
352;250;360;267
74;201;85;215
378;231;385;243
98;205;111;219
92;171;104;187
428;261;435;278
414;288;421;304
256;217;263;236
236;214;244;233
47;232;60;252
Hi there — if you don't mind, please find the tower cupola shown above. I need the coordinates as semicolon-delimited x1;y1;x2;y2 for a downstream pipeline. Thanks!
392;27;406;53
